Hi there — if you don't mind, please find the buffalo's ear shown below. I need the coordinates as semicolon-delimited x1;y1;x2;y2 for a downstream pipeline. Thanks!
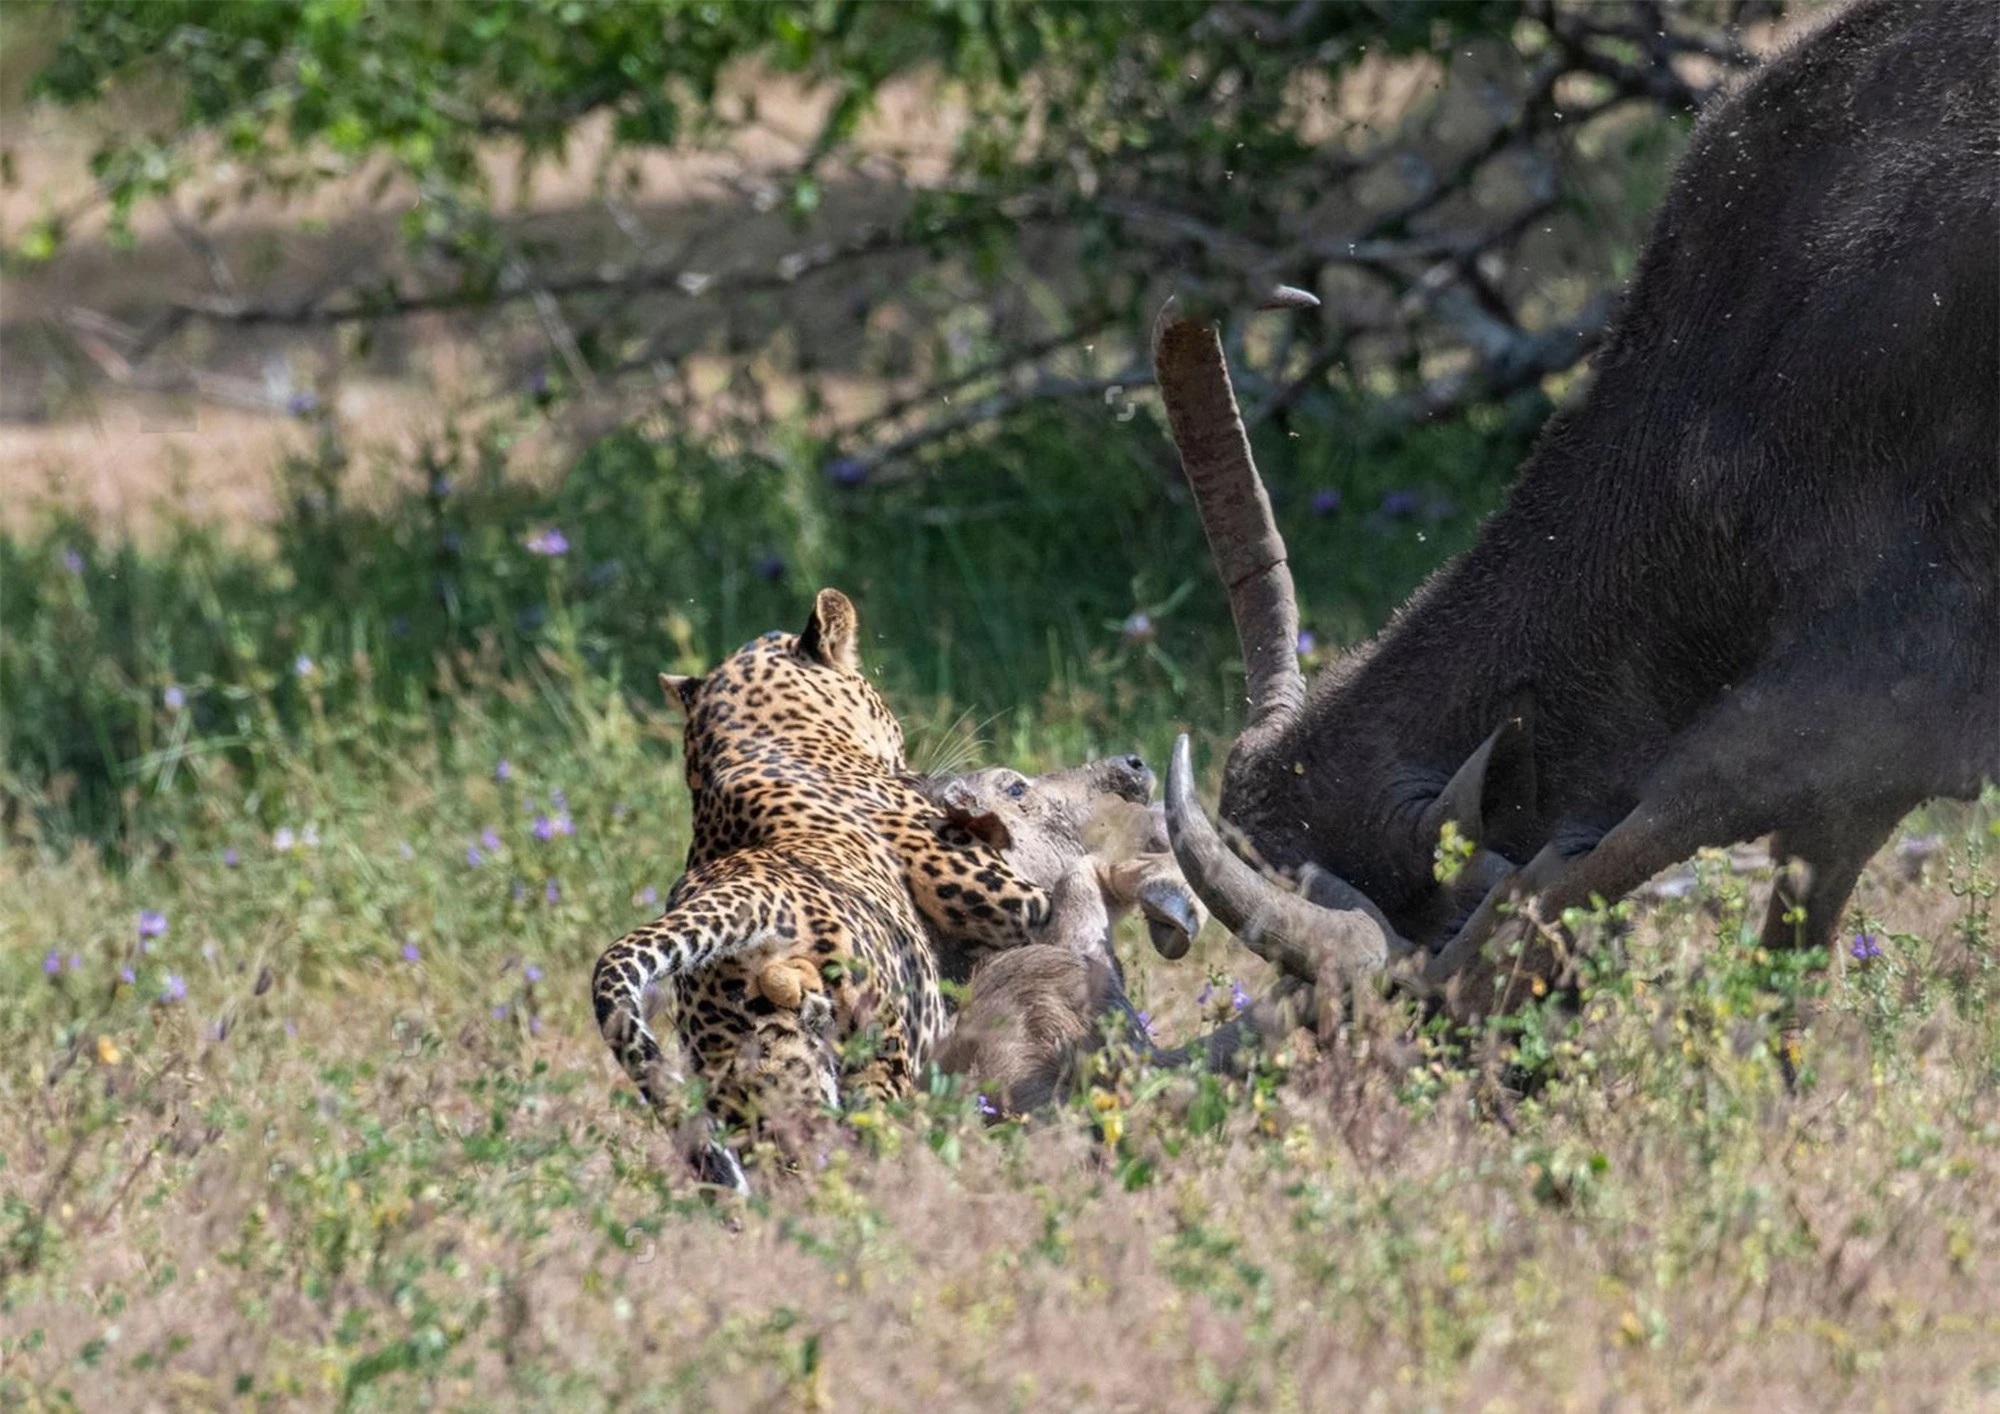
1421;688;1537;851
659;672;700;713
798;588;861;671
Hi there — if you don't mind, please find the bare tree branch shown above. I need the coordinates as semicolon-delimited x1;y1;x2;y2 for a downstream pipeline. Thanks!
845;368;1147;483
163;202;1059;328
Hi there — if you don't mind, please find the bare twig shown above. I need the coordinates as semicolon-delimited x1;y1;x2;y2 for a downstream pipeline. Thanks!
163;199;1060;328
846;367;1147;482
1385;306;1609;423
836;319;1117;443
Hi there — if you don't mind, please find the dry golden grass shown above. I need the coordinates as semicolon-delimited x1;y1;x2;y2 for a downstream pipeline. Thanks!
4;709;1996;1410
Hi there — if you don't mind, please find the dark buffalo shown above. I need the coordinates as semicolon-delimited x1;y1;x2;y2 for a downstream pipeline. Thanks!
1160;0;1999;1014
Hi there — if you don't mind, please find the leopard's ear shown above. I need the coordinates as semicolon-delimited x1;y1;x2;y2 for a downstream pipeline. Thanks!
659;672;700;714
797;588;861;672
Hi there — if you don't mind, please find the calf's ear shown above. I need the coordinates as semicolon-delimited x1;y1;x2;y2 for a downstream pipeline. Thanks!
935;780;1016;850
1420;688;1537;853
798;587;862;671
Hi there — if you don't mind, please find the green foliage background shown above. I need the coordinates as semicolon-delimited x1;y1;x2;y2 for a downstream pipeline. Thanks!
2;396;1524;847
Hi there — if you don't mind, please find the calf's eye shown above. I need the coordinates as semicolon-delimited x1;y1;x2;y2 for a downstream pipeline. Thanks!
1005;780;1028;800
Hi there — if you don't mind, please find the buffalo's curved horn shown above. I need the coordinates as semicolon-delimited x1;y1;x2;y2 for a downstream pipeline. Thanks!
1152;290;1315;744
1165;735;1409;985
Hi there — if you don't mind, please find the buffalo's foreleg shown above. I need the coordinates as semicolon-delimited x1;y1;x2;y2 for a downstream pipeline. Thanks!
1760;809;1906;1080
1422;683;1931;1015
1760;809;1903;957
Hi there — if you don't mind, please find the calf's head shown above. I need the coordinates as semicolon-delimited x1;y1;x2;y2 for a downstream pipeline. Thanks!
924;754;1205;968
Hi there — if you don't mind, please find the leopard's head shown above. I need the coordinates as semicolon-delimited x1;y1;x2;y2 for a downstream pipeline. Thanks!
664;588;906;787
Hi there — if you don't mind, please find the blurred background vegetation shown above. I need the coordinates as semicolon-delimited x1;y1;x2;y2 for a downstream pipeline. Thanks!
1;0;1800;848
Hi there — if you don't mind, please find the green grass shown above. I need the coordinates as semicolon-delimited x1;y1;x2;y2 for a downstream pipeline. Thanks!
1;397;1519;851
4;411;1999;1409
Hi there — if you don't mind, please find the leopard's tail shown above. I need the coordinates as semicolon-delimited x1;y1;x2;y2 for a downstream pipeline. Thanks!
591;929;685;1110
591;892;768;1110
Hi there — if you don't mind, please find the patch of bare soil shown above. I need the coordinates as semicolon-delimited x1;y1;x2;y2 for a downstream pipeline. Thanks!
0;69;970;537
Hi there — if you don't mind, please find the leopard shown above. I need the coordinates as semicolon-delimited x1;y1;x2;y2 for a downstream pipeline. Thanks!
589;588;1057;1184
740;755;1214;1116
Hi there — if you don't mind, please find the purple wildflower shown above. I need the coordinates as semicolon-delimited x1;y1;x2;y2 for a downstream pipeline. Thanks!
138;910;168;942
1297;630;1317;656
1121;612;1155;646
1196;981;1215;1006
824;456;866;488
494;759;513;784
1850;933;1884;962
273;826;296;852
160;973;187;1004
1310;489;1342;517
1379;490;1420;519
533;813;573;842
286;390;319;417
62;547;86;575
1895;834;1942;882
398;841;414;861
120;966;136;986
401;941;421;964
544;879;561;904
67;953;83;972
1231;980;1252;1011
525;964;544;984
466;844;485;867
163;685;187;711
640;885;660;909
525;528;569;557
492;1004;510;1021
43;950;61;976
1135;1009;1156;1039
294;654;315;677
977;1093;1000;1118
482;827;502;852
1897;833;1942;863
224;847;240;868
